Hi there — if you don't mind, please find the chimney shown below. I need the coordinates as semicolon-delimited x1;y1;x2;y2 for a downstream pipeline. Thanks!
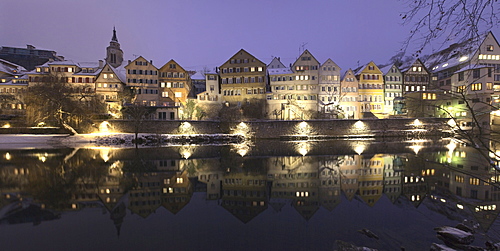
150;60;153;64
99;60;104;68
128;60;131;64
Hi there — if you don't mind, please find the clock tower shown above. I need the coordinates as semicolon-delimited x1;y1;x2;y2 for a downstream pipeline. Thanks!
106;27;124;68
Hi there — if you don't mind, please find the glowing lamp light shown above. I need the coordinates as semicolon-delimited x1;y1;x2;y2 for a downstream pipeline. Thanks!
457;204;464;210
294;121;311;136
179;122;195;135
181;151;192;159
295;141;310;156
237;149;248;157
5;152;11;160
409;144;423;155
411;119;423;127
2;123;10;128
354;145;365;155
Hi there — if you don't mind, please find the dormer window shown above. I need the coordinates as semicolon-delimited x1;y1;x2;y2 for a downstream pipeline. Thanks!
36;68;41;72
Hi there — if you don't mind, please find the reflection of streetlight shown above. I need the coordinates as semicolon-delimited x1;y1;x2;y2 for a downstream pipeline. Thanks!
409;144;423;155
294;141;310;156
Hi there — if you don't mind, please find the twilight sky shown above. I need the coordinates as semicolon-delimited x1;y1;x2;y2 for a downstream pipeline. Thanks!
2;0;499;72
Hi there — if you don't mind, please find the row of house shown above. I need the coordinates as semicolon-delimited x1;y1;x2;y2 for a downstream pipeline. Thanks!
1;29;500;126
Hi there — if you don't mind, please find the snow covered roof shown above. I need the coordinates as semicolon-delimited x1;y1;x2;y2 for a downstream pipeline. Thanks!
454;64;491;74
353;63;370;75
378;64;394;75
190;71;205;80
78;62;100;68
423;33;486;72
268;67;293;75
0;58;26;72
111;65;127;83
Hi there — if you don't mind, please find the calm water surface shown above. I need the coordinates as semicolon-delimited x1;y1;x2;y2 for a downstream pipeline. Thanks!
0;138;499;250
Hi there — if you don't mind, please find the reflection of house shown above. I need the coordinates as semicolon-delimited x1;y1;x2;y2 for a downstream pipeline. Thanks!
357;154;384;206
161;171;193;214
318;157;341;211
221;169;268;223
267;156;320;220
128;172;162;218
340;155;361;201
382;155;403;203
403;155;428;207
197;165;224;200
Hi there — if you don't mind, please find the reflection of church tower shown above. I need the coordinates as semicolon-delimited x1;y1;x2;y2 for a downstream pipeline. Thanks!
106;27;124;68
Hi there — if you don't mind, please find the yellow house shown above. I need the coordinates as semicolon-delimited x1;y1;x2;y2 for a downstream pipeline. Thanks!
355;62;385;118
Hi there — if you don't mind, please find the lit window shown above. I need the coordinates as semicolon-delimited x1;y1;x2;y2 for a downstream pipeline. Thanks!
487;45;494;51
175;92;182;97
471;83;482;91
104;74;108;79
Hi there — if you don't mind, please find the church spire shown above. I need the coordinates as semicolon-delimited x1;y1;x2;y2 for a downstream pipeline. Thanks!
112;26;118;42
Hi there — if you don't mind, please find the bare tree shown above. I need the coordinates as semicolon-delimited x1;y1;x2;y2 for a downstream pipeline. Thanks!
401;0;499;56
25;73;104;133
122;104;155;144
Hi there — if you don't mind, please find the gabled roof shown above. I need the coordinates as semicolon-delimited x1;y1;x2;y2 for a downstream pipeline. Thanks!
353;61;382;75
399;58;429;73
0;58;26;73
292;49;320;66
220;49;266;67
125;56;158;69
341;68;357;80
321;58;340;69
96;63;126;83
190;71;205;80
423;31;496;72
159;59;188;72
267;57;286;69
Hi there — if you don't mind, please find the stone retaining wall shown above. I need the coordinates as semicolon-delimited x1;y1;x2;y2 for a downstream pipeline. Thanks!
98;118;449;139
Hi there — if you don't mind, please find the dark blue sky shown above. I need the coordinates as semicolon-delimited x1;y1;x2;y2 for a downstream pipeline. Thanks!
2;0;499;72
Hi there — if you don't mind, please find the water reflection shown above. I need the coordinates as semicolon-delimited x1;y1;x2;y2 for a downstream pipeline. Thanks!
1;138;500;249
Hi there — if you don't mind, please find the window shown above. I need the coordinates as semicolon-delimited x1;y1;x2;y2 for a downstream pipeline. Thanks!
175;92;182;98
473;69;480;78
471;83;482;91
458;72;464;81
487;45;494;51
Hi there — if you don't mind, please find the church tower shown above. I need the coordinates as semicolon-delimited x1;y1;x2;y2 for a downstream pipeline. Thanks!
106;27;124;68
